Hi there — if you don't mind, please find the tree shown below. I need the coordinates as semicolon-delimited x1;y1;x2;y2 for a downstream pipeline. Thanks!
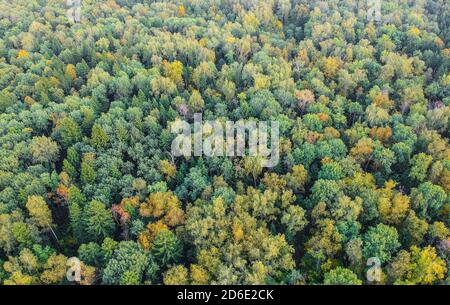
159;160;176;180
81;159;96;185
139;191;184;227
58;117;82;148
323;267;362;285
409;153;433;182
363;224;400;264
285;165;308;193
26;196;53;229
190;264;210;285
83;200;115;242
163;60;184;86
400;211;429;247
281;205;308;239
163;265;189;285
63;147;80;179
40;254;67;284
378;181;410;225
90;124;109;149
388;246;447;284
318;161;344;180
69;199;83;243
188;90;204;113
151;229;182;267
0;0;449;287
29;136;59;166
406;246;447;284
411;182;446;219
102;241;149;285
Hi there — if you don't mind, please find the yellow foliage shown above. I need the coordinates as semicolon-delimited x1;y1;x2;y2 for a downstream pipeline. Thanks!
350;138;374;163
262;172;287;192
324;127;340;139
66;64;77;80
346;46;353;61
163;265;188;285
322;56;340;78
372;92;393;109
253;74;270;90
40;254;67;284
3;271;33;285
379;193;410;225
139;220;169;250
21;33;34;51
443;73;450;86
280;137;292;155
17;49;29;59
225;34;236;44
190;264;210;285
148;221;169;240
243;13;260;33
408;27;421;37
139;191;184;226
138;232;151;250
232;222;244;242
159;159;177;180
370;127;392;143
177;5;186;16
275;20;283;30
199;38;208;47
434;37;444;48
407;246;447;284
163;60;184;86
24;96;35;106
286;164;308;193
79;263;96;285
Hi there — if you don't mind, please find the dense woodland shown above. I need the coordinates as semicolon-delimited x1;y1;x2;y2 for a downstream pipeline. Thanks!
0;0;449;285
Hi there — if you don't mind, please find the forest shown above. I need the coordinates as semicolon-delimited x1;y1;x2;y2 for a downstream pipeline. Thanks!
0;0;448;285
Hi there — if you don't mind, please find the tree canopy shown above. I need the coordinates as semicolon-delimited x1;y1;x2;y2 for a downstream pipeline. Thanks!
0;0;448;285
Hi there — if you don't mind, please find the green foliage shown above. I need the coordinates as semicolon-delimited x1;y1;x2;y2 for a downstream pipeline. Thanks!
409;153;433;182
59;117;82;148
29;136;59;166
83;200;115;242
90;124;109;149
0;0;448;286
151;229;182;267
26;196;53;229
323;267;362;285
411;182;446;220
102;241;149;285
81;160;96;185
363;224;400;264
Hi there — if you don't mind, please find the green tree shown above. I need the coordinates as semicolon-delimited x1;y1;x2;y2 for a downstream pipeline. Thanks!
59;117;82;148
102;241;149;285
26;196;52;229
409;153;433;182
29;136;59;166
363;224;400;264
323;267;362;285
151;229;182;267
411;182;446;220
90;124;109;149
83;200;115;242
